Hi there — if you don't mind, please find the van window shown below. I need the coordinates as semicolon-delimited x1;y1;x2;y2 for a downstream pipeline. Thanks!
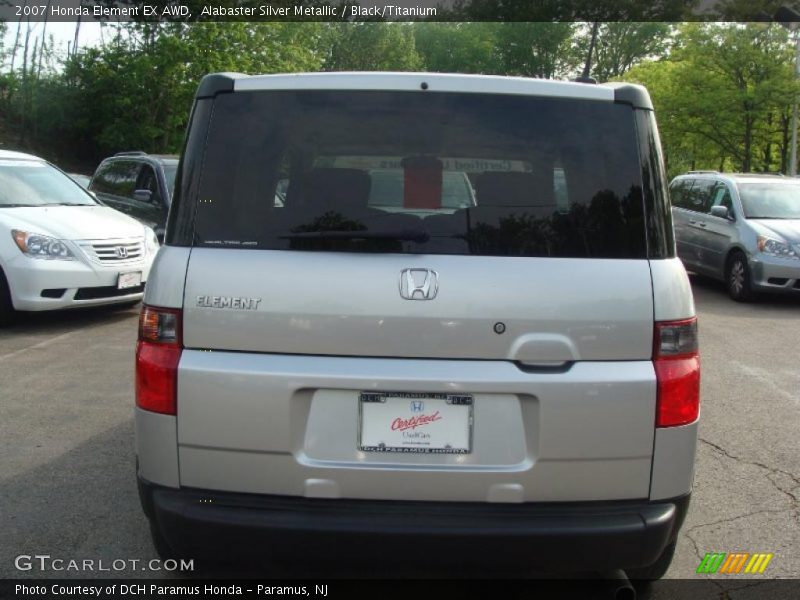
162;164;178;201
669;179;692;209
193;91;647;258
90;160;140;199
135;165;162;207
710;183;733;212
684;179;715;213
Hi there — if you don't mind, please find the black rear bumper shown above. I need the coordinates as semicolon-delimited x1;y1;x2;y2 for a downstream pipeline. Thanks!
139;477;689;572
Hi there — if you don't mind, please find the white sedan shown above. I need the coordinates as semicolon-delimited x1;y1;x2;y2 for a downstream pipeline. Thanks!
0;150;158;325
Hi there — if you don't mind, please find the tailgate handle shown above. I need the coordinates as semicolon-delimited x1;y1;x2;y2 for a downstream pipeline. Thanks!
515;361;574;374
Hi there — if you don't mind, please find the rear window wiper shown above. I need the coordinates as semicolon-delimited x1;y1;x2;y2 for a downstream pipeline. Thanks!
281;229;430;243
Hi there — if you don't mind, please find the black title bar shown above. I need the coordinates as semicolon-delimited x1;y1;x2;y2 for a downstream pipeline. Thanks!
2;0;800;23
5;578;800;600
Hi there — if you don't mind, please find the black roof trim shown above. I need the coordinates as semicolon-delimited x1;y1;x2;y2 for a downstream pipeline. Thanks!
603;82;653;110
195;73;246;99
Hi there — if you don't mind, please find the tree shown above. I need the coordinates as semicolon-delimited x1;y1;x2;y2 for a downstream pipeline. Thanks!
325;23;422;72
494;23;579;79
712;0;798;21
580;23;673;82
9;1;27;73
414;23;500;74
15;22;328;167
624;23;798;176
449;0;690;22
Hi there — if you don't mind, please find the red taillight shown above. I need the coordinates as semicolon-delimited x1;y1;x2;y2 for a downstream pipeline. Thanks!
654;318;700;427
136;305;182;415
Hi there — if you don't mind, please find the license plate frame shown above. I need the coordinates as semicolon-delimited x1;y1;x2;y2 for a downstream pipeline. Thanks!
358;391;473;454
117;271;142;290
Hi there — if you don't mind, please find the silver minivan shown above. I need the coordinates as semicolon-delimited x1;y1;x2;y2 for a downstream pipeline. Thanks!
671;172;800;301
135;72;699;580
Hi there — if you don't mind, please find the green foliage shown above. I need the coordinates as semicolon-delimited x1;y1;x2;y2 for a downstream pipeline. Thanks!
449;0;691;21
2;20;797;181
585;23;673;83
494;23;579;79
2;23;328;166
624;23;798;176
325;23;422;71
712;0;800;21
414;23;500;74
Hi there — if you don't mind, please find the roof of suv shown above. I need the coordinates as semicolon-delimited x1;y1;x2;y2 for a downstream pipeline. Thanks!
674;172;792;185
110;152;178;165
195;71;653;109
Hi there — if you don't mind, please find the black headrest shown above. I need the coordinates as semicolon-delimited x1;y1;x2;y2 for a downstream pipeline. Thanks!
475;171;553;208
301;168;371;212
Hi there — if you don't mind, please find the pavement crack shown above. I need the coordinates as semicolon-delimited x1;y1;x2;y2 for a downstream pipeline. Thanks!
699;438;800;516
685;507;790;534
685;527;704;562
766;472;800;507
699;438;800;485
684;528;727;593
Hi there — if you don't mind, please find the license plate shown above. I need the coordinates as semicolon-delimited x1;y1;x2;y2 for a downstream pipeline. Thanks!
117;272;142;290
359;392;473;454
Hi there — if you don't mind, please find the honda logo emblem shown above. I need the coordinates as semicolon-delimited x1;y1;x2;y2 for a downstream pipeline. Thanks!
115;246;128;259
399;268;438;300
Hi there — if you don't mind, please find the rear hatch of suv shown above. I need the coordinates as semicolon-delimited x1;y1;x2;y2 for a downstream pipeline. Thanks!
173;77;660;502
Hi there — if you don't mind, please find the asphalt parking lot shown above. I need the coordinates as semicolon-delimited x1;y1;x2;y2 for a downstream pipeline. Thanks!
1;275;798;594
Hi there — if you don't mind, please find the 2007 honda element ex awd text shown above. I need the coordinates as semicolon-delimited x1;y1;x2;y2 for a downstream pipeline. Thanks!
135;72;699;580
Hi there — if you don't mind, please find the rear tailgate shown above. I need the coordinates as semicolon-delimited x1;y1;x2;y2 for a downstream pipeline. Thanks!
183;250;652;362
173;81;661;502
177;250;656;502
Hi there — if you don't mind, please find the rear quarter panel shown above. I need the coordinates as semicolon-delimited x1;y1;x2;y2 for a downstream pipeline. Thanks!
143;246;191;309
649;257;698;499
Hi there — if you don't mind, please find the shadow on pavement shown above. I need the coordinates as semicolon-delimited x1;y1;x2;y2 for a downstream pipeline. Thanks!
688;273;800;317
0;419;153;580
1;302;140;337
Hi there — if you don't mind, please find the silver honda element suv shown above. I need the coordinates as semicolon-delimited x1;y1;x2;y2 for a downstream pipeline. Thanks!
135;72;698;581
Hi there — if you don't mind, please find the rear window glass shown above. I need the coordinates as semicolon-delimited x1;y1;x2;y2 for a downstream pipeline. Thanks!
193;91;646;258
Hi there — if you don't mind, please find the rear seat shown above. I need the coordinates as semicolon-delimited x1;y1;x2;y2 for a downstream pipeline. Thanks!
474;171;555;213
281;168;426;233
471;172;557;253
423;171;555;237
